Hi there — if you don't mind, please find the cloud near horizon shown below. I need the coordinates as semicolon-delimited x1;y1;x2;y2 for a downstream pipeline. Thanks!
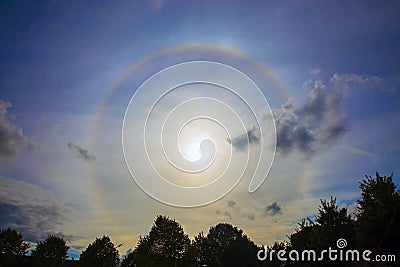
0;176;74;242
216;200;279;222
216;200;286;221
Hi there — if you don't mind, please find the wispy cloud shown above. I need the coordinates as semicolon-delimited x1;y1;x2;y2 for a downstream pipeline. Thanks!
310;68;323;75
216;200;256;221
0;176;72;242
67;142;96;163
149;0;164;10
346;146;376;158
302;78;313;90
227;200;236;208
0;100;38;161
241;213;255;221
330;73;383;92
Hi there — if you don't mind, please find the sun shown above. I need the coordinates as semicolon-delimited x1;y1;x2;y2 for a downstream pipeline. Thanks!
181;134;209;162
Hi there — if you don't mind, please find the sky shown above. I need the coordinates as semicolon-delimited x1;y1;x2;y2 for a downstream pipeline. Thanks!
1;0;400;259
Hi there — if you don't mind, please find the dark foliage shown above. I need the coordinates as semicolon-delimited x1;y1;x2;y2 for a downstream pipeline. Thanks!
198;223;261;267
289;197;355;266
0;228;29;267
122;215;190;267
31;235;69;267
356;172;400;256
79;235;119;267
2;171;399;267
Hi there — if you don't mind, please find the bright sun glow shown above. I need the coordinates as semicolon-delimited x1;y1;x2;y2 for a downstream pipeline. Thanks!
183;135;208;162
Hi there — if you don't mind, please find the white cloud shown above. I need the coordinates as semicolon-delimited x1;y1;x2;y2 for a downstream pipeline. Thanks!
274;79;346;157
302;78;313;90
0;100;38;162
309;68;323;75
330;73;382;92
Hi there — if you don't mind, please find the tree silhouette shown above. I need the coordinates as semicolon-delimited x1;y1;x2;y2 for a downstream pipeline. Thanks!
198;223;260;267
124;236;155;266
79;235;120;267
182;231;207;267
356;172;400;255
262;241;288;267
289;218;317;261
92;171;400;266
289;197;355;266
221;235;260;267
123;220;261;267
119;250;137;267
316;197;355;247
31;235;69;267
123;215;190;267
1;171;398;266
0;228;29;267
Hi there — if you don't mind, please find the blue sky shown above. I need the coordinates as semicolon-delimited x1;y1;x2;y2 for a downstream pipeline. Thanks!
1;0;399;259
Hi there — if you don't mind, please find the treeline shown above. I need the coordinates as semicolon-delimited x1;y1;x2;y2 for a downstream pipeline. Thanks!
0;172;399;267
